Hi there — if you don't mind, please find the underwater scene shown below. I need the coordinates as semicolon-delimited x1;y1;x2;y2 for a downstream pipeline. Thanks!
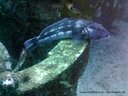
0;0;127;96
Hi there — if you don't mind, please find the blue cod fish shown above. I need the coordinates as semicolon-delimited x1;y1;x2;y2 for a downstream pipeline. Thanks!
24;18;110;53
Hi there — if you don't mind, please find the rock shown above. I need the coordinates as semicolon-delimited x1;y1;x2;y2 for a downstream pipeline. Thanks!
0;40;89;96
0;42;12;71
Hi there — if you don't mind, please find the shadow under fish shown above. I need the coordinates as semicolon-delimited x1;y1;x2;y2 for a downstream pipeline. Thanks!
24;18;110;53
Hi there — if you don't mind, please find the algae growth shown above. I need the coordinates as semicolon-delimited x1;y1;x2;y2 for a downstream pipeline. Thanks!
16;40;87;93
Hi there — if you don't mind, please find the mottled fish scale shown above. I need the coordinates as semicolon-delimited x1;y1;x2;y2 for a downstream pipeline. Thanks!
24;18;110;53
39;18;73;36
39;18;87;36
38;19;89;40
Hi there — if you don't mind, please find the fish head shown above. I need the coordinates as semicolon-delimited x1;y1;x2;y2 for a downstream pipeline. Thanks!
83;22;110;40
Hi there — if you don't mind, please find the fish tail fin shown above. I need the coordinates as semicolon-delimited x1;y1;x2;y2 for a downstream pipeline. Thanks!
24;37;38;53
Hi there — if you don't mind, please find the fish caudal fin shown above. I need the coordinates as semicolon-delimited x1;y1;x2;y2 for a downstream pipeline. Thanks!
24;37;38;53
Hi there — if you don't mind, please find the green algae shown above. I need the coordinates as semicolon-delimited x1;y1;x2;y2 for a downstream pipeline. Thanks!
16;40;87;92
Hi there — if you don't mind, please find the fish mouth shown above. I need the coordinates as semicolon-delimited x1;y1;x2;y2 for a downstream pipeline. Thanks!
86;23;110;40
99;34;110;40
102;29;110;38
92;29;110;40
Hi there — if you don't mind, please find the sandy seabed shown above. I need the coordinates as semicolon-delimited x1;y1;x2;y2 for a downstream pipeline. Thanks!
77;1;128;96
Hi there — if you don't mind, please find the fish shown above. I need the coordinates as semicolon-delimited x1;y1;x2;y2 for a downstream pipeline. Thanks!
24;18;110;53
